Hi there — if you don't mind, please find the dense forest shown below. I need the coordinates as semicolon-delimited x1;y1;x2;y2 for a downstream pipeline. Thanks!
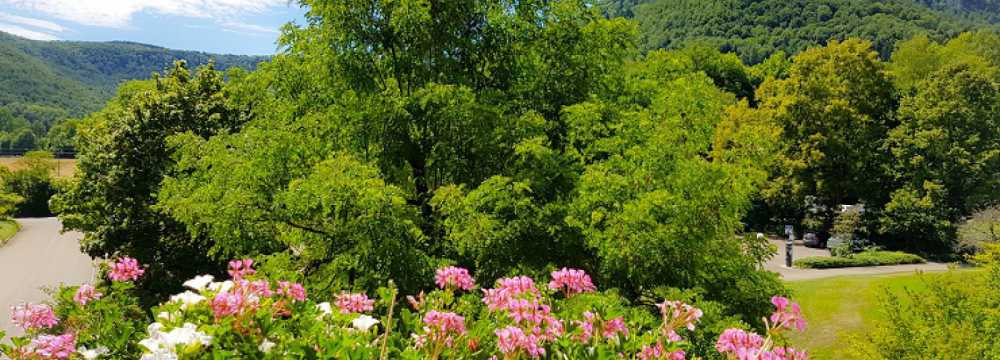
0;32;265;152
602;0;1000;63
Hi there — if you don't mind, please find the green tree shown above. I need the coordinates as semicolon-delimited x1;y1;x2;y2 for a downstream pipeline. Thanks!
53;62;247;302
756;39;898;231
881;62;1000;251
0;151;57;217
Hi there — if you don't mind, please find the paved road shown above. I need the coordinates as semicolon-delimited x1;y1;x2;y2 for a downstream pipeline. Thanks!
0;218;95;336
763;238;952;281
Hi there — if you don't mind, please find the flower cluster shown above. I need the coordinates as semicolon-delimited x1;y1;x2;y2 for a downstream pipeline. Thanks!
227;259;256;280
108;257;145;282
139;322;212;360
716;296;808;360
335;292;375;314
483;275;565;358
73;284;103;306
415;310;467;358
576;311;628;343
26;333;76;359
435;266;476;291
657;300;704;342
10;303;58;330
548;267;596;297
637;341;686;360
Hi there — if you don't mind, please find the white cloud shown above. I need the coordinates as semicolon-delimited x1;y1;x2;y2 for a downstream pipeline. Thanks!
0;11;64;32
0;22;58;40
1;0;287;28
221;20;279;35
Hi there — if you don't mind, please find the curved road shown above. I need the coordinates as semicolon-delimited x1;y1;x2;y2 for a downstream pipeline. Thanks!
0;218;95;336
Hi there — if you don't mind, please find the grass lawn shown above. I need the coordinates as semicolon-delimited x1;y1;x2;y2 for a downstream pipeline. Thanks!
786;269;981;359
0;157;77;178
0;219;19;246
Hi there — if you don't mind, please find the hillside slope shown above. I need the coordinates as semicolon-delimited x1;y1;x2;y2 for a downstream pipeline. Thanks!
603;0;1000;63
0;31;266;137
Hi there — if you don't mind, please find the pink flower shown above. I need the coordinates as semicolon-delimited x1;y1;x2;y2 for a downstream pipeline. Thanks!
637;341;684;360
421;310;466;348
73;284;103;306
211;291;244;318
278;281;307;302
335;293;374;314
576;312;628;343
548;268;596;297
767;347;809;360
770;296;806;332
657;300;703;338
108;257;144;282
435;266;476;291
495;326;546;358
228;259;256;280
28;333;76;359
716;328;765;355
244;279;274;298
603;316;628;339
10;303;58;330
482;276;539;311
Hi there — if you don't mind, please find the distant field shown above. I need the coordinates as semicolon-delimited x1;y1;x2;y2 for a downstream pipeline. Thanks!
787;269;981;359
0;157;77;178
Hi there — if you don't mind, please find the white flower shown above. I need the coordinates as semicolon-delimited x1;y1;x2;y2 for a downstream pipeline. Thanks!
169;291;206;310
182;275;214;291
140;348;178;360
316;302;333;316
156;311;175;321
77;345;109;359
258;339;276;353
162;323;213;348
352;314;380;331
208;280;234;293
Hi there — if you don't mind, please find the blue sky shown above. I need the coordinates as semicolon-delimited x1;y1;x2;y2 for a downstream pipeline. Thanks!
0;1;307;55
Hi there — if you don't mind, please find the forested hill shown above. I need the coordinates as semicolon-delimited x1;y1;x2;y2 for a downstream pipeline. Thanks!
0;31;266;141
603;0;1000;64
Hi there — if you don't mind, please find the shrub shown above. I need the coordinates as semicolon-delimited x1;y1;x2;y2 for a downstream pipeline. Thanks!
850;244;1000;359
1;259;809;359
0;151;59;217
957;206;1000;254
794;251;925;269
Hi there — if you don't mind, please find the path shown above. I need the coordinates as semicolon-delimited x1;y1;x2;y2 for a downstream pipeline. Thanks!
0;218;95;336
763;238;951;281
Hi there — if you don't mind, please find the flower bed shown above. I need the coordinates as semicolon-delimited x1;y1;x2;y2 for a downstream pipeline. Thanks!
2;259;809;359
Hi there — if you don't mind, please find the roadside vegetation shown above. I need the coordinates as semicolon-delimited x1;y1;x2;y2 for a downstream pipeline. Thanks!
794;251;925;269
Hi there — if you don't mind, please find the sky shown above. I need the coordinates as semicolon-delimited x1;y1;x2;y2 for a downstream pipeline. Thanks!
0;0;307;55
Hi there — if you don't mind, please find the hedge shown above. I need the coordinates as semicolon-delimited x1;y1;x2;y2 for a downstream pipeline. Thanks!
794;251;925;269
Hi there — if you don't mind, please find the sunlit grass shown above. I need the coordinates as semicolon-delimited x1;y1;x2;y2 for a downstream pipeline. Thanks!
786;269;981;359
0;219;19;246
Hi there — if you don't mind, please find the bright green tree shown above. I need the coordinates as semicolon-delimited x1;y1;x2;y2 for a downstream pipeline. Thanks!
756;39;898;230
881;62;1000;251
53;62;247;301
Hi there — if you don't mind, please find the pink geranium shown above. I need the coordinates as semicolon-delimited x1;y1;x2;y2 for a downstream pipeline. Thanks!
28;333;76;359
548;268;596;297
495;325;546;358
435;266;476;291
335;292;374;314
638;341;685;360
10;303;58;330
716;328;765;354
108;257;144;282
419;310;466;349
770;296;806;331
278;281;307;302
228;259;256;280
211;291;244;318
73;284;103;306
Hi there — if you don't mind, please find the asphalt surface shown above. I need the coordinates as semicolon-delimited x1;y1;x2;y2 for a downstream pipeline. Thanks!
0;218;95;337
763;238;951;281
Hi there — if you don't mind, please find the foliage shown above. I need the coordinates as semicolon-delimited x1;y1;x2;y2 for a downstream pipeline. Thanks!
880;59;1000;252
52;62;247;303
609;0;1000;64
0;151;58;217
851;244;1000;359
139;0;786;325
793;250;925;269
958;206;1000;254
0;260;808;359
755;39;897;232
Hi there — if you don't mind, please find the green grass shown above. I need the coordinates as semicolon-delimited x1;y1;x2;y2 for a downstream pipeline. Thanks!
786;269;981;359
0;219;19;246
